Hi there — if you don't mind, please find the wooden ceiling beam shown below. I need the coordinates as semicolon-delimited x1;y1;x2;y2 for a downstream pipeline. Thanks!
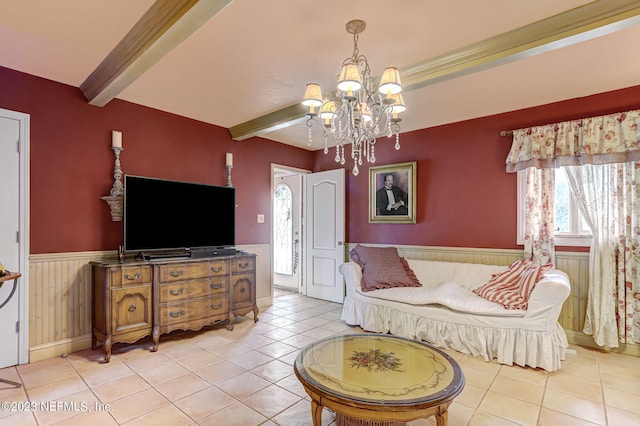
229;0;640;141
80;0;232;107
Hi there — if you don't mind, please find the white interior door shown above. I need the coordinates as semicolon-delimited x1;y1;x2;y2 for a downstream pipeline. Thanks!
303;168;345;303
0;113;23;368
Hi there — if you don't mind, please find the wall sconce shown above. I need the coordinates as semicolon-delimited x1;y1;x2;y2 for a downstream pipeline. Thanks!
226;152;233;187
101;130;125;221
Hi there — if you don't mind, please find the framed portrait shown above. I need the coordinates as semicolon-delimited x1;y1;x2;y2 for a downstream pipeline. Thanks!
369;161;416;223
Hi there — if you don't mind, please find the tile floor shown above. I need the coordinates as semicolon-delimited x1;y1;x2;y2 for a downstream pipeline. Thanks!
1;289;639;425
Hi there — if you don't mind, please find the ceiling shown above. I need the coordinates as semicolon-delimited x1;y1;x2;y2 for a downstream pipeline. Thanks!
2;0;640;151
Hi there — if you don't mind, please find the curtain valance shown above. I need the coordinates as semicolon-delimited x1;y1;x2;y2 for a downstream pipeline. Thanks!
505;109;640;173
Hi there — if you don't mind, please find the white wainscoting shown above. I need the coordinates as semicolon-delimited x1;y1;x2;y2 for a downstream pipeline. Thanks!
28;244;271;362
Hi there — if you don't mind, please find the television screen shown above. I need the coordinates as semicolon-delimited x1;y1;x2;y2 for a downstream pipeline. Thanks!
124;175;235;253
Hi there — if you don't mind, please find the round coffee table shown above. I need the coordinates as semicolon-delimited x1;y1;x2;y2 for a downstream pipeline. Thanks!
294;334;464;426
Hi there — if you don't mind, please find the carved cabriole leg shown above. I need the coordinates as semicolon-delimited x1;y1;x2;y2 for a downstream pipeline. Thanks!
104;335;112;363
435;409;448;426
253;306;259;323
152;325;159;352
311;400;323;426
226;311;235;331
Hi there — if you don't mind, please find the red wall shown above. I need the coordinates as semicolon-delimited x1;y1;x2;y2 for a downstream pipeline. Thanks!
314;85;640;250
0;67;313;253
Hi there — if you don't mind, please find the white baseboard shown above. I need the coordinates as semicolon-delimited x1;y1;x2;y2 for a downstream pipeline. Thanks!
29;334;92;363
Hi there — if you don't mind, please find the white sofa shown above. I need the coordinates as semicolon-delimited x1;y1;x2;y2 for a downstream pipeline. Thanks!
339;258;571;371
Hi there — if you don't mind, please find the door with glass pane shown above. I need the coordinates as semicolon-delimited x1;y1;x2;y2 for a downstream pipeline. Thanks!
273;174;302;290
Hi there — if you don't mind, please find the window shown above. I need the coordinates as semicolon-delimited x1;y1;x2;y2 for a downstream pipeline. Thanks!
273;184;293;275
517;167;592;246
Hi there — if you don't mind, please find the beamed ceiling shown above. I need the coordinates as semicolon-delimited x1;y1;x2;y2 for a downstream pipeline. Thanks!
2;0;640;149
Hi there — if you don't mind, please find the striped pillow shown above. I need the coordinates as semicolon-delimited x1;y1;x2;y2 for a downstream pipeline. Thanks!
472;260;550;310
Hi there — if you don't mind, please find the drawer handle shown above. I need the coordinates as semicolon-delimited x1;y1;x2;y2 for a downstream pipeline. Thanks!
210;266;223;273
170;270;184;278
169;310;184;318
169;288;183;296
210;303;222;310
239;262;249;269
128;304;136;312
124;272;141;280
240;287;246;293
210;283;223;290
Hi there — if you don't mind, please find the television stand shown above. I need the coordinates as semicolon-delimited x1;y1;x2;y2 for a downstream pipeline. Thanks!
137;249;190;260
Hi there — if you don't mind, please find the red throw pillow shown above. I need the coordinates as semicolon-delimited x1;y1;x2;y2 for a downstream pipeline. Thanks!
349;245;421;292
473;259;546;310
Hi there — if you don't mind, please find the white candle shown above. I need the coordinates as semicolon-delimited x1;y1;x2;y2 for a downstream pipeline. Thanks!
112;130;122;148
226;152;233;167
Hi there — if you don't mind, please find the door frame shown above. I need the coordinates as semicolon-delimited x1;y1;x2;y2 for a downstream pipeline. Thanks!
1;108;30;364
270;164;310;299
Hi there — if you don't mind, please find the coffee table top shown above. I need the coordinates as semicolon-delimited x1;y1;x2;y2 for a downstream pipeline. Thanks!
294;334;464;407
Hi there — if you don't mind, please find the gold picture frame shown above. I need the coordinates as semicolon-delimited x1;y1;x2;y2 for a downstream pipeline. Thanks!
369;161;416;223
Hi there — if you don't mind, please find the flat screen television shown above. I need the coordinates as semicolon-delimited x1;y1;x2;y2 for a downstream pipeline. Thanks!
124;175;236;255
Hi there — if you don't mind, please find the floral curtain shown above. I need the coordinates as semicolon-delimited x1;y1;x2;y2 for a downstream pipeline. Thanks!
506;109;640;173
506;109;640;347
565;163;639;346
524;168;555;265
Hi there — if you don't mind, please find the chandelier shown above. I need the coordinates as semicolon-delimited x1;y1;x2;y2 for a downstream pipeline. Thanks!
302;19;406;176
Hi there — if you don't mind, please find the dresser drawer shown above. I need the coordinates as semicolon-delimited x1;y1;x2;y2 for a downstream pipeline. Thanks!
113;266;152;287
232;256;255;273
159;295;228;326
208;259;228;276
157;262;210;282
158;278;227;303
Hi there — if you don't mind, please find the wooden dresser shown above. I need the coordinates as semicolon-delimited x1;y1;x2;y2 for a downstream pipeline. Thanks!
91;253;257;362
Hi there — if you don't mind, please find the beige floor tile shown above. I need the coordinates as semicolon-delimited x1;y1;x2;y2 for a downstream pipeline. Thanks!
234;333;276;349
458;354;502;375
468;411;523;426
272;399;336;426
173;386;235;420
461;366;497;390
118;351;173;374
17;358;79;390
174;348;223;371
275;373;308;398
137;360;190;386
542;389;606;425
50;409;117;425
606;405;640;426
554;361;602;385
603;386;640;415
0;388;28;420
497;364;548;387
259;327;298;340
79;362;135;388
546;372;603;403
159;342;203;360
106;388;169;424
201;341;251;358
153;372;210;402
277;350;300;365
454;383;487;409
91;374;151;404
538;407;602;426
301;327;337;340
227;350;273;370
120;403;192;425
198;401;267;426
0;411;38;425
489;374;544;405
32;389;101;426
250;359;295;383
216;372;271;399
280;333;317;348
26;375;89;404
241;384;302;418
65;349;120;373
254;342;298;358
477;390;540;425
195;360;246;384
601;372;640;396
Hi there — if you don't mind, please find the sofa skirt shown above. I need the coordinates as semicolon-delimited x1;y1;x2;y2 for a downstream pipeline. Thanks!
341;294;568;372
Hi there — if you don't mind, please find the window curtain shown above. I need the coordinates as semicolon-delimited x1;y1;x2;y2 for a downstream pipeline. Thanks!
506;109;640;347
524;168;555;265
565;163;639;346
